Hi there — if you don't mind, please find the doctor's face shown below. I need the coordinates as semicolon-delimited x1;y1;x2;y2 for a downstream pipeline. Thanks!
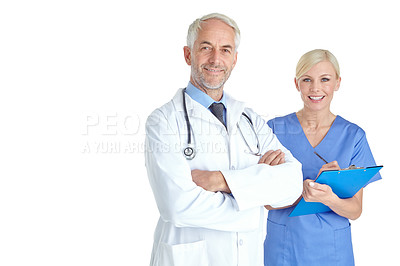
295;61;341;112
184;19;238;91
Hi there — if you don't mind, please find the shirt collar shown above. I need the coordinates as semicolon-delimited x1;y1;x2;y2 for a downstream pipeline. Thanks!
185;82;226;109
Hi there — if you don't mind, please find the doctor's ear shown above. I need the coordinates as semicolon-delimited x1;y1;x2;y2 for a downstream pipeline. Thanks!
184;46;192;65
231;51;238;69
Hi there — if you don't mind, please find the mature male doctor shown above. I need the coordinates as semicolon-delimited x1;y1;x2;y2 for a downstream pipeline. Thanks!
145;13;303;266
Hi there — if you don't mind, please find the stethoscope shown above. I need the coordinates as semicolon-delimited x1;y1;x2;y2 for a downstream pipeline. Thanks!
182;89;261;160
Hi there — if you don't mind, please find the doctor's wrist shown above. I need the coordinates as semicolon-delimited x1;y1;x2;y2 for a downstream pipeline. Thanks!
216;171;231;193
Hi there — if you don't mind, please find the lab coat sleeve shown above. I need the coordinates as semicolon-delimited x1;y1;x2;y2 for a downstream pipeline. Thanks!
221;112;303;211
145;109;260;232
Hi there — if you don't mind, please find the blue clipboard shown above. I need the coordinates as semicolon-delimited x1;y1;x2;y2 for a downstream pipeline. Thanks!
289;166;383;217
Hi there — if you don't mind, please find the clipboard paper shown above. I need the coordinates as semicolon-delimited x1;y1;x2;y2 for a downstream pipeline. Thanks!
289;166;383;217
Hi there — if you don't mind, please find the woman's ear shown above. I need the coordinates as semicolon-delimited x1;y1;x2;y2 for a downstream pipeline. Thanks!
294;77;300;92
335;77;341;91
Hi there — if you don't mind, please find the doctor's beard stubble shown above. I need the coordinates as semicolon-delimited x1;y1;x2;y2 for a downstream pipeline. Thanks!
191;63;231;90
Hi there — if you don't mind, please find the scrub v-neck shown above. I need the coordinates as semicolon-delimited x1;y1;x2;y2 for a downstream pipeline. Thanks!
292;112;338;150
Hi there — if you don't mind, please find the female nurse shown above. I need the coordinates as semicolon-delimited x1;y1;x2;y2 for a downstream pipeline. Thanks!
263;49;381;266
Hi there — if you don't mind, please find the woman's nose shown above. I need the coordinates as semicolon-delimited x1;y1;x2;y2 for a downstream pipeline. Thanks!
309;81;320;92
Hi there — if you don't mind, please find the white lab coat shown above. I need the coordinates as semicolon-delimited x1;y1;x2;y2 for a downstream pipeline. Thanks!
145;88;303;266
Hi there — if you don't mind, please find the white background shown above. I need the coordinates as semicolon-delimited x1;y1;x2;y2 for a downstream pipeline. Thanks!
1;0;399;265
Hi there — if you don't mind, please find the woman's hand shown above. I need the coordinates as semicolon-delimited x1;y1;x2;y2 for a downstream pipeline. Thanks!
303;160;363;220
316;160;340;177
303;161;340;205
302;179;338;206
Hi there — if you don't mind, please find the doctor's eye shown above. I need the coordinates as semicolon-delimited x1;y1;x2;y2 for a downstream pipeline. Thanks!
321;78;330;82
302;78;311;82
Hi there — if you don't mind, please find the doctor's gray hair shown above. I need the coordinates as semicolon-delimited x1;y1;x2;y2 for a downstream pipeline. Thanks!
295;49;341;81
186;13;241;51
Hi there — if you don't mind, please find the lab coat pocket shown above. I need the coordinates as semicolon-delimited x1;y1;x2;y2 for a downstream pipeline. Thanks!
159;240;209;266
264;219;287;266
334;224;355;265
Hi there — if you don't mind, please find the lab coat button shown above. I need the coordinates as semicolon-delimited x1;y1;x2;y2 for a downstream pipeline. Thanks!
239;239;243;246
231;166;235;170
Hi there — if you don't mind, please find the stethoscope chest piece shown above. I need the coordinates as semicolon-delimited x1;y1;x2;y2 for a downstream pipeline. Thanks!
183;144;196;160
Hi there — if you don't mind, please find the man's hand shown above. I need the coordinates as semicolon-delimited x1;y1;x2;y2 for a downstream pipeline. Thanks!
258;150;285;166
192;170;231;193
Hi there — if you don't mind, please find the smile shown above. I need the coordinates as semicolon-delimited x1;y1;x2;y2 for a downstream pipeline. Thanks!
309;96;324;101
204;67;224;73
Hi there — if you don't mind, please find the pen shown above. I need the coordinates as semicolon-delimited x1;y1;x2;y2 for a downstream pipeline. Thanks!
314;151;329;164
314;151;363;170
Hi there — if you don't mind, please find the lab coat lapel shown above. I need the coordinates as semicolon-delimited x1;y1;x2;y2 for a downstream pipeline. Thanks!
226;94;246;134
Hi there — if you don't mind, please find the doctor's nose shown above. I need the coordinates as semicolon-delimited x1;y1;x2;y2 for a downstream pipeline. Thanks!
208;50;222;65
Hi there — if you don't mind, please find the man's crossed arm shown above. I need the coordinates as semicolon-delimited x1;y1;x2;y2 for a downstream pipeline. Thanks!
191;149;286;193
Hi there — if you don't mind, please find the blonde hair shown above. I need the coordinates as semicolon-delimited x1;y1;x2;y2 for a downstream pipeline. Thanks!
186;13;241;51
295;49;340;81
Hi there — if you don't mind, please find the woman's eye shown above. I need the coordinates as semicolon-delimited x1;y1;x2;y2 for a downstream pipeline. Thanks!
303;78;311;82
321;78;330;82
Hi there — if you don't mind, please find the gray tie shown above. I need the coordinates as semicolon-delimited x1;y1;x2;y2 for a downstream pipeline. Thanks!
209;102;226;128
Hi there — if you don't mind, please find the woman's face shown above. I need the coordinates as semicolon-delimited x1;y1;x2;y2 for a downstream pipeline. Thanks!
295;61;341;112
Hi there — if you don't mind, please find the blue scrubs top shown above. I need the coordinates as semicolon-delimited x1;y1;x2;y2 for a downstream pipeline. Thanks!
264;113;381;266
